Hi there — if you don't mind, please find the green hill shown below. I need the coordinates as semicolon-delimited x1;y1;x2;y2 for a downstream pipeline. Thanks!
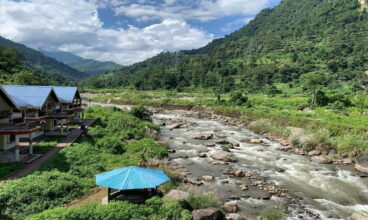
0;36;88;81
41;50;121;76
80;0;368;90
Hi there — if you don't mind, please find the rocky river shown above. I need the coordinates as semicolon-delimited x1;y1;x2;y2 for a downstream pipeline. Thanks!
87;102;368;219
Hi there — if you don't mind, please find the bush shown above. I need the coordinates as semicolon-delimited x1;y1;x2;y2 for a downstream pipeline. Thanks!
186;193;220;210
96;136;126;154
229;91;248;106
0;171;93;219
331;134;368;156
27;198;191;220
298;129;333;151
261;208;285;220
130;106;153;121
264;85;282;97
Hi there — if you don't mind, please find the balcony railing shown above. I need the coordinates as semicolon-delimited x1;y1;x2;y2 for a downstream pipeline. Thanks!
0;122;40;133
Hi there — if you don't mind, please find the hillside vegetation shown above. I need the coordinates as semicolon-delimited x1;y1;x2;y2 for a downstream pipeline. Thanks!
42;50;121;76
80;0;368;91
0;36;88;82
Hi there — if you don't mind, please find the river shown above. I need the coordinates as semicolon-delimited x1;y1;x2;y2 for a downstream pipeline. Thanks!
87;102;368;219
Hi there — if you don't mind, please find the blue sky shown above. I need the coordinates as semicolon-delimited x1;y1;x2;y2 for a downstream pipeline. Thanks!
0;0;281;65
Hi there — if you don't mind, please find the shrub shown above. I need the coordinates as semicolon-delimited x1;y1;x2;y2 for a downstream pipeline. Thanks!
96;136;126;154
27;198;191;220
130;106;153;121
331;134;368;156
264;85;282;97
186;193;220;210
298;129;333;151
146;197;191;220
0;171;93;219
229;91;248;106
261;208;285;220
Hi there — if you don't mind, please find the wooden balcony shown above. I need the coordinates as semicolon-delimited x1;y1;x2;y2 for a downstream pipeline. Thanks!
0;122;41;135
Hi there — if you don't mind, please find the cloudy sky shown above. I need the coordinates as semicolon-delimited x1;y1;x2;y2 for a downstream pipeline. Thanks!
0;0;281;65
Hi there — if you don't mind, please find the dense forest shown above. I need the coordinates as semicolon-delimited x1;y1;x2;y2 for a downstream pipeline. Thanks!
80;0;368;93
0;45;69;85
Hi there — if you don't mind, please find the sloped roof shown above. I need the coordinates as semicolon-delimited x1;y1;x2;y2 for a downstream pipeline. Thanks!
0;85;59;109
52;86;79;103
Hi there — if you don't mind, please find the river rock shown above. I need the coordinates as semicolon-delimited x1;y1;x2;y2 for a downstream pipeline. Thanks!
198;153;207;158
223;202;239;213
216;140;231;145
185;178;203;186
250;139;263;144
193;133;213;140
205;142;216;147
202;175;215;181
228;195;240;200
192;208;224;220
226;213;246;220
166;123;183;130
164;190;190;201
351;213;368;220
211;152;237;162
310;155;332;164
355;155;368;173
211;161;228;165
233;170;245;177
215;133;227;138
308;150;321;156
239;184;248;190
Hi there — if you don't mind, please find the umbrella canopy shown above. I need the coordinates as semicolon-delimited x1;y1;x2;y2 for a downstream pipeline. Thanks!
96;166;170;190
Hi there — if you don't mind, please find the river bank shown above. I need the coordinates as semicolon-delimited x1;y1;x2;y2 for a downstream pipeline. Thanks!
86;101;368;219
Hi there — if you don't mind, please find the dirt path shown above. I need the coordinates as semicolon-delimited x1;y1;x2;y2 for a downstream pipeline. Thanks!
3;119;95;180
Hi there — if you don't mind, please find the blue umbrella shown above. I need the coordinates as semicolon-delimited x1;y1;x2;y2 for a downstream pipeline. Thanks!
96;166;170;190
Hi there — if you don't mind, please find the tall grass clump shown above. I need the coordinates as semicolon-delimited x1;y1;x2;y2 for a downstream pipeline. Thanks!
261;208;285;220
331;134;368;156
248;119;291;138
295;129;334;151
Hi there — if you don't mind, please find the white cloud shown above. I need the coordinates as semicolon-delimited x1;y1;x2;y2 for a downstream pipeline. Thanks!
114;0;274;22
0;0;213;65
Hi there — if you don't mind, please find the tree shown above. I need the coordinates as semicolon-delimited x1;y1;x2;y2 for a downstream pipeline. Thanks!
12;70;47;85
300;71;328;105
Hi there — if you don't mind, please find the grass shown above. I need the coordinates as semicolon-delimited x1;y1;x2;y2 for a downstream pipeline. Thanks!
33;137;63;154
0;163;24;179
261;208;285;220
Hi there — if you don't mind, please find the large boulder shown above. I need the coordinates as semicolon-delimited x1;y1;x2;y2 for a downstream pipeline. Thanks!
223;202;239;213
164;190;190;201
211;152;237;162
193;133;214;140
351;213;368;220
192;208;224;220
355;155;368;174
310;155;332;164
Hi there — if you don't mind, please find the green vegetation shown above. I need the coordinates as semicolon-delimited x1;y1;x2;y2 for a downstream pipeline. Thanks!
0;164;23;179
186;193;220;210
86;88;368;156
0;36;88;83
33;137;63;154
27;197;191;220
0;106;171;219
80;0;368;93
261;208;285;220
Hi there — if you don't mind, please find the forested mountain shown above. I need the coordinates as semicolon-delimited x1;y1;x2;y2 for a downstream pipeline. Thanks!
0;36;88;81
80;0;368;91
41;50;121;76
